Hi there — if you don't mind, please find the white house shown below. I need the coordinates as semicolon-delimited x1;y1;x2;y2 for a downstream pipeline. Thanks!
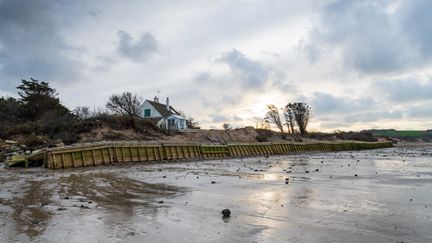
138;96;188;131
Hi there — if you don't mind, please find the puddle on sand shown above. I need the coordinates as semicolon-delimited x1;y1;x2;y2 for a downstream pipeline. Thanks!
57;173;188;210
0;179;53;238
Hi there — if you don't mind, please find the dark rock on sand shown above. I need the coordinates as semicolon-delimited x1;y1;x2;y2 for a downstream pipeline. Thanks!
222;209;231;217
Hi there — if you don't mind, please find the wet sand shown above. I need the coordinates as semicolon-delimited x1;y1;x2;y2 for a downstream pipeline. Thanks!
0;145;431;242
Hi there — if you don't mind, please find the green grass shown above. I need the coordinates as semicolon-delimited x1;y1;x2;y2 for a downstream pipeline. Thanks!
371;130;430;138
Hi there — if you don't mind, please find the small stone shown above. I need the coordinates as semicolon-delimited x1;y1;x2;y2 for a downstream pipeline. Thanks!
354;174;358;177
305;171;310;173
286;171;292;173
348;164;350;166
221;209;231;217
315;169;319;172
409;198;413;202
80;204;90;209
57;207;67;211
162;176;166;178
321;161;324;163
127;232;135;236
285;181;289;184
158;200;164;204
31;220;39;225
211;181;216;184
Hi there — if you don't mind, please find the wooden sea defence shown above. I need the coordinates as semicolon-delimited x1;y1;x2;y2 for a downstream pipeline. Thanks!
41;141;393;169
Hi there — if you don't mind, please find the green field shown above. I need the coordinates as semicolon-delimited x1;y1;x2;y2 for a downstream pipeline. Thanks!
370;130;431;138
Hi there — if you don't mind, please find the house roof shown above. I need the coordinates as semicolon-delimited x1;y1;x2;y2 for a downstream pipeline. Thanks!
146;100;181;117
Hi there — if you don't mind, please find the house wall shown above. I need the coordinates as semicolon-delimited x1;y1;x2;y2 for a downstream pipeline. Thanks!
138;100;162;118
165;115;188;130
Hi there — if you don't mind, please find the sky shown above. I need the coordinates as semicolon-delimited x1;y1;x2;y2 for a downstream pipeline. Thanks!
0;0;431;131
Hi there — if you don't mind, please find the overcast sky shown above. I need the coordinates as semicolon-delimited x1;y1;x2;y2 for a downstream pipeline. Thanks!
0;0;431;131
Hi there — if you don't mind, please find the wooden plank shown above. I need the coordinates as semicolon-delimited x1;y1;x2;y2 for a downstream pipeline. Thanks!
91;149;97;166
71;152;76;167
121;147;125;163
61;154;65;169
101;149;106;164
81;151;86;167
137;147;142;161
129;147;134;162
53;154;58;169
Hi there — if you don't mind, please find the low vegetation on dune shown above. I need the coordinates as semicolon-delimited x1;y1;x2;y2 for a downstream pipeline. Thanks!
0;79;164;150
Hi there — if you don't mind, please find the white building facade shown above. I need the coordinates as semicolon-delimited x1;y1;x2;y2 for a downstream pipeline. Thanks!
138;97;188;131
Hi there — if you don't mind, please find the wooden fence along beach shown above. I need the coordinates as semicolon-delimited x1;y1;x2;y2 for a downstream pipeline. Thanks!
24;141;394;169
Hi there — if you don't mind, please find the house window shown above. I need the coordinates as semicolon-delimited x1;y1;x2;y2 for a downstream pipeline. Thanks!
144;109;151;117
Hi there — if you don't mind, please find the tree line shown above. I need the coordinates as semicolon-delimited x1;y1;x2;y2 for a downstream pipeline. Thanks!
265;102;311;135
0;78;198;145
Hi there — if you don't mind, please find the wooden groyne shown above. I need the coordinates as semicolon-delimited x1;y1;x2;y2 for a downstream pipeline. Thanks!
40;141;393;169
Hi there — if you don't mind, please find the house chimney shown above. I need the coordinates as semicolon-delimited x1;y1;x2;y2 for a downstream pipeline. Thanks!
166;97;170;110
154;96;159;103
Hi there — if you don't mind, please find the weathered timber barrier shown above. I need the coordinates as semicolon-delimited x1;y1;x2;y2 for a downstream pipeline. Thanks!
40;141;393;169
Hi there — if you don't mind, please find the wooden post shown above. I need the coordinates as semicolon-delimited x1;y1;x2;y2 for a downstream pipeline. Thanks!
129;147;134;162
137;147;142;162
101;149;106;164
108;147;113;163
81;151;86;167
71;152;76;167
91;149;97;166
61;153;66;169
121;147;125;163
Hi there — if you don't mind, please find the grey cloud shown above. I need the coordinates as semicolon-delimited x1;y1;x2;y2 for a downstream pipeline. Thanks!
304;92;376;115
398;0;432;57
233;116;243;122
344;111;403;123
0;0;84;91
211;114;229;123
193;72;212;84
374;78;432;102
216;49;268;89
117;30;158;62
303;0;428;74
404;104;432;118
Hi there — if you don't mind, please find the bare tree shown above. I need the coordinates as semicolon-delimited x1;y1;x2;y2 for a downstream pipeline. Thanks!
283;105;295;134
73;106;90;120
265;104;284;133
106;92;143;117
178;110;200;129
106;92;143;128
286;102;311;135
222;122;232;131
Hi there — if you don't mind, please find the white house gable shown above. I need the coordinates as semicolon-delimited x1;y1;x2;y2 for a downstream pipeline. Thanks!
138;96;189;131
138;100;162;118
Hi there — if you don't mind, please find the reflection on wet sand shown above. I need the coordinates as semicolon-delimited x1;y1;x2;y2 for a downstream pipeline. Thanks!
0;178;53;239
0;144;431;242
